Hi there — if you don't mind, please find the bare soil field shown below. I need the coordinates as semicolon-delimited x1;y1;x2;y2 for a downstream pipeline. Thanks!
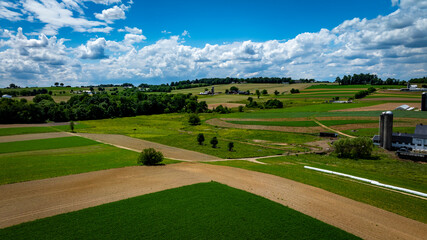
206;118;323;133
333;103;420;111
1;162;426;239
0;122;69;129
208;103;245;109
0;132;72;143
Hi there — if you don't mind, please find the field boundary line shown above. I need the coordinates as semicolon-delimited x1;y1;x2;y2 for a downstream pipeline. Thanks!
312;118;356;138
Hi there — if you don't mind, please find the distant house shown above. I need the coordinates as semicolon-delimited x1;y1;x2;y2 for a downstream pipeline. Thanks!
395;104;415;111
1;94;12;99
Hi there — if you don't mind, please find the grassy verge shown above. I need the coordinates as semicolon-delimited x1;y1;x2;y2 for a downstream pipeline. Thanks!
0;182;359;239
209;153;427;223
0;144;178;185
0;123;90;136
0;137;97;154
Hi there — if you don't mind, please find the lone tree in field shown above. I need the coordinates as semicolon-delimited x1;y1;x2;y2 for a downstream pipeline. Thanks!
137;148;164;165
69;121;75;132
197;133;205;145
210;137;218;148
228;142;234;151
262;89;268;95
274;90;279;95
188;114;201;125
256;90;261;99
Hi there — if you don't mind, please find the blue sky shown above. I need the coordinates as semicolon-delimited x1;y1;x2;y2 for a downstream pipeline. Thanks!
0;0;426;87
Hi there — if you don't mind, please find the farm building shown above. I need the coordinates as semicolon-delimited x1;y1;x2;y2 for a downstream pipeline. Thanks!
1;94;12;98
373;124;427;152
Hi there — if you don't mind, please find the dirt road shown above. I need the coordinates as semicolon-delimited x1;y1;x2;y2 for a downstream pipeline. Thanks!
1;162;426;239
74;133;222;162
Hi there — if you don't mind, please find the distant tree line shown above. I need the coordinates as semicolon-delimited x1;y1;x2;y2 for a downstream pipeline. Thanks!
0;88;51;97
408;77;427;83
0;91;208;124
335;73;407;85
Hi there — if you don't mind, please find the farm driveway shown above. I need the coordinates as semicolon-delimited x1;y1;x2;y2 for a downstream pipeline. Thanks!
1;162;426;240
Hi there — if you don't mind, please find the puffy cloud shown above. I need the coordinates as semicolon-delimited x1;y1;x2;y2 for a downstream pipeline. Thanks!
0;28;81;87
78;38;108;59
94;5;126;23
1;0;427;86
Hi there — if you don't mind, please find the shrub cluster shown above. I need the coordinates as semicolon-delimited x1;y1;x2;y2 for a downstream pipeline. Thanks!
137;148;164;165
333;137;373;159
246;98;283;109
354;87;375;99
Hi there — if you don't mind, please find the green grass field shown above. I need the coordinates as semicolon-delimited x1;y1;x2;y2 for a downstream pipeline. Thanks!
0;182;359;239
0;136;178;185
0;137;97;154
78;113;320;158
226;119;379;127
0;123;89;136
210;152;427;223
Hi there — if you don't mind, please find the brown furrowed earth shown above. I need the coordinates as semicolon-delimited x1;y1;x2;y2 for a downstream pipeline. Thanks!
0;132;72;143
0;122;69;129
1;162;426;240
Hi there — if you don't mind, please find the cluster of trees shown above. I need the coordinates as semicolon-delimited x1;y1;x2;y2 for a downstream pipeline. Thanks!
333;137;373;159
290;88;300;94
0;88;51;97
0;92;208;124
409;77;427;83
335;73;407;85
196;133;234;151
246;97;283;109
354;87;376;99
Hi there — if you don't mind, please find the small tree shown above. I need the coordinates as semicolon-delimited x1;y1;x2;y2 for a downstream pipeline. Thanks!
188;114;201;125
238;106;244;112
69;121;75;132
262;89;268;95
256;90;260;99
197;133;205;145
137;148;164;165
274;90;279;95
210;137;218;148
228;142;234;151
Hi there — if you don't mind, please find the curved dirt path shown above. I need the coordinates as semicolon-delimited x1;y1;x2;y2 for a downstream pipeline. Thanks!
74;133;221;162
1;162;426;239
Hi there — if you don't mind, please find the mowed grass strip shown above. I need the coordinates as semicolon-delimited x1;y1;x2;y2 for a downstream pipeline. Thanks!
227;120;318;127
0;182;360;240
0;145;142;184
0;123;89;136
0;136;97;154
210;153;427;223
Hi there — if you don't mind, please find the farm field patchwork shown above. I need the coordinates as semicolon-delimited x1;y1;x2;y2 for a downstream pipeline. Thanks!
210;152;427;223
0;182;359;239
0;136;178;185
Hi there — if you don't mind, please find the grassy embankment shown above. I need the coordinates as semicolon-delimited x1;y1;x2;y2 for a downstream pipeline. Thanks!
0;182;359;239
0;136;178;185
210;152;427;223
